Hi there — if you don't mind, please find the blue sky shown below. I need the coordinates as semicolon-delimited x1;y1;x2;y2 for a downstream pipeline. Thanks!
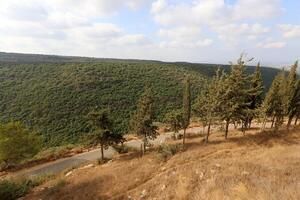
0;0;299;67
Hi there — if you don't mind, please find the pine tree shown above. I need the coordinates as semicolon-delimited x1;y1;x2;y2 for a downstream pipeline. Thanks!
289;79;300;127
219;56;250;139
87;109;124;160
130;86;158;154
182;78;191;145
262;72;286;131
247;62;264;128
165;109;183;138
194;69;224;143
286;61;299;130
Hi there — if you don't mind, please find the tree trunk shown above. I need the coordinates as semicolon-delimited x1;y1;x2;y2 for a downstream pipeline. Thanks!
101;144;104;161
140;143;144;157
271;116;275;128
234;121;237;129
242;121;246;136
183;128;186;145
295;117;298;126
206;122;211;143
287;116;293;131
248;119;252;129
261;116;267;131
225;120;229;139
143;136;147;153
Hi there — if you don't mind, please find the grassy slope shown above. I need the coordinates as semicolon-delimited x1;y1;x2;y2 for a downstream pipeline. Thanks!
23;126;300;200
0;52;281;146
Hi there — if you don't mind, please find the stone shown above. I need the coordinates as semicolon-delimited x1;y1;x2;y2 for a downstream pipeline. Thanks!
79;164;94;170
65;171;73;177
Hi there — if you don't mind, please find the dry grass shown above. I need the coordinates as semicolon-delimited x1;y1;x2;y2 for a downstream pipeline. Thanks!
24;126;300;200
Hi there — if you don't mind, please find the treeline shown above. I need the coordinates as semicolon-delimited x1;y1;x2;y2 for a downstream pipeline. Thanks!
141;56;300;146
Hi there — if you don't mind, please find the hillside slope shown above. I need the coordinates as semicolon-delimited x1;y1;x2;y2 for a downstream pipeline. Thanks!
24;127;300;200
0;52;281;146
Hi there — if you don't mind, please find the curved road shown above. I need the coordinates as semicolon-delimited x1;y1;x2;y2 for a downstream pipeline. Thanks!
16;123;266;177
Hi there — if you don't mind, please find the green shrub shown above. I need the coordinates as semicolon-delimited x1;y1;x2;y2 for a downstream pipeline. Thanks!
0;122;41;168
0;174;54;200
156;144;182;161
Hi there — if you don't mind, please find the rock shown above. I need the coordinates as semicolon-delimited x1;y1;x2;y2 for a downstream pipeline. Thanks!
140;189;147;198
127;195;132;200
161;184;166;191
241;171;249;176
215;163;221;168
210;169;216;174
65;171;73;177
199;171;204;180
161;167;166;171
79;164;94;170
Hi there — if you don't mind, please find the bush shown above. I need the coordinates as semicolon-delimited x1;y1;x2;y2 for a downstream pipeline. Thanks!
0;174;53;200
112;144;137;154
156;144;182;161
0;122;41;168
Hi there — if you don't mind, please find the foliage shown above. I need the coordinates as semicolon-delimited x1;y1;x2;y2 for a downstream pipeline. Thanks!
164;109;183;133
156;143;182;161
86;109;124;159
0;122;41;167
0;61;205;146
182;78;191;145
130;86;158;152
0;174;53;200
194;68;225;142
285;61;299;129
262;71;286;130
247;63;264;127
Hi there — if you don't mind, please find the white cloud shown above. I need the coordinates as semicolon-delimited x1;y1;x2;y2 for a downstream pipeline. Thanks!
257;41;286;49
233;0;283;20
278;24;300;38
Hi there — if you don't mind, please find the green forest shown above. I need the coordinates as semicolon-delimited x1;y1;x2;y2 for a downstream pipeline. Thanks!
0;53;281;146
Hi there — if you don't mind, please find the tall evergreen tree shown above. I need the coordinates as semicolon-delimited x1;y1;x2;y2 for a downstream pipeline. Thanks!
130;86;158;153
286;61;299;130
182;78;191;145
219;56;250;138
87;109;124;160
194;69;224;143
262;71;286;131
247;62;264;128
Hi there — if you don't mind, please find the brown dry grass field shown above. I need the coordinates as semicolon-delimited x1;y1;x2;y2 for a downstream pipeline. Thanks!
23;126;300;200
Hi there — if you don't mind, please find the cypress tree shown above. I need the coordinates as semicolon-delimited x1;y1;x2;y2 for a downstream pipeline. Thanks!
286;61;299;130
219;56;250;138
130;86;158;154
262;72;286;131
182;78;191;145
247;62;264;128
194;69;224;143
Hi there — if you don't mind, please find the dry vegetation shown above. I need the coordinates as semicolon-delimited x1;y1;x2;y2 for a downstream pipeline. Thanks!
23;126;300;200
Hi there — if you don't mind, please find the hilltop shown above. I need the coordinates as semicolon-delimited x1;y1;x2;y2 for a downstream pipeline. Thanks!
0;52;281;146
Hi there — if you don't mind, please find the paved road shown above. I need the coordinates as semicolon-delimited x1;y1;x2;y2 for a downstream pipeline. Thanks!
16;123;266;177
18;133;175;177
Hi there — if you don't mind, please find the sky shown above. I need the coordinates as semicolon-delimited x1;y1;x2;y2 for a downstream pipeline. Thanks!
0;0;300;67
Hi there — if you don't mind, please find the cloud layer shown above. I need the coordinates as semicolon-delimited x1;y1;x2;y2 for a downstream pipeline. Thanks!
0;0;299;66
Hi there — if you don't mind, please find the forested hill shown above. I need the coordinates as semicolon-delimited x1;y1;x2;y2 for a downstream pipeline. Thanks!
0;52;281;146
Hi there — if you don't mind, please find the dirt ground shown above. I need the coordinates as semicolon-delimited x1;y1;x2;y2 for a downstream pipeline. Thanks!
23;126;300;200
